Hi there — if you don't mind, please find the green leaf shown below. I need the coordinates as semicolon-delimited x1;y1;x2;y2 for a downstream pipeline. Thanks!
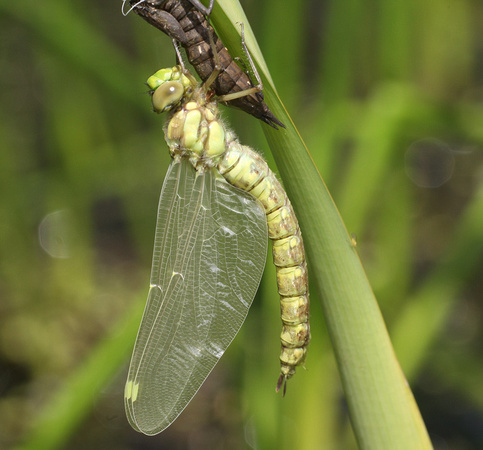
212;1;432;448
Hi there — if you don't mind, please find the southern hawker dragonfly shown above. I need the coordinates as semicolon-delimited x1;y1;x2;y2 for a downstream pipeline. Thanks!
124;64;309;435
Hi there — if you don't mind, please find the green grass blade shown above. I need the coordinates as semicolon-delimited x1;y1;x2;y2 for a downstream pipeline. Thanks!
213;1;432;447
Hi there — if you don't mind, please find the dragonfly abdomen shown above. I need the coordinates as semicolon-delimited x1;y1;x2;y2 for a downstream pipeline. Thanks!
218;142;310;392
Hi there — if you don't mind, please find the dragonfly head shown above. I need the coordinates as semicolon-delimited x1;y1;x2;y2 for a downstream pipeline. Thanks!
146;66;193;113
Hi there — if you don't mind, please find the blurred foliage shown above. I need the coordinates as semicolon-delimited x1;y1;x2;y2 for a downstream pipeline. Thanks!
0;0;482;449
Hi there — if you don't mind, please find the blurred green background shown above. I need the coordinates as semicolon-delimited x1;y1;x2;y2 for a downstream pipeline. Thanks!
1;0;483;449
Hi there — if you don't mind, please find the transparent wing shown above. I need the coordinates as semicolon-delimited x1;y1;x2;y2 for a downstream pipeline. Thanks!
125;158;267;435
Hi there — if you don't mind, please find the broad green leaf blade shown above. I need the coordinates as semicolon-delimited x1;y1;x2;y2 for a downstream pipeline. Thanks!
125;159;267;435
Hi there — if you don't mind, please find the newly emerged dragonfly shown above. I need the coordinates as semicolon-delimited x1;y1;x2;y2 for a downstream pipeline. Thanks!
123;0;285;128
124;65;309;435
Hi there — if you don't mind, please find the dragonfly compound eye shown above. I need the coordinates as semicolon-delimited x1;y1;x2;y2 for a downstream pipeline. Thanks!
152;81;184;113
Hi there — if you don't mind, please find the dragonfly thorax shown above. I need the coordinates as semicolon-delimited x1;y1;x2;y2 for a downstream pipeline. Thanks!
165;99;227;167
148;66;228;167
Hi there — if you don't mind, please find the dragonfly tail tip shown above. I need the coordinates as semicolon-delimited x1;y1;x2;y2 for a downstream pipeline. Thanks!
276;373;287;396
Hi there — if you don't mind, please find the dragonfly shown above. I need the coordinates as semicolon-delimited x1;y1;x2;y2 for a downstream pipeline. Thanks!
122;0;285;129
124;64;309;435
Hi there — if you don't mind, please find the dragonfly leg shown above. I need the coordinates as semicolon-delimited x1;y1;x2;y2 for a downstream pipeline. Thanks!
215;23;263;103
172;39;185;68
187;0;215;17
184;0;219;91
170;40;198;87
239;22;264;93
202;16;223;90
202;11;262;101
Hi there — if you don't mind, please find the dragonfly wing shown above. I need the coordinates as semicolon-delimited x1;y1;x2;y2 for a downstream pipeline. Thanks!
125;158;267;435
